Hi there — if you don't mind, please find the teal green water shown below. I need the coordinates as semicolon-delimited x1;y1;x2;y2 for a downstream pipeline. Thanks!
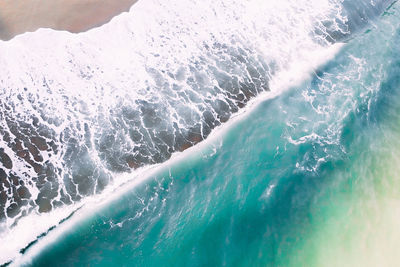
25;2;400;266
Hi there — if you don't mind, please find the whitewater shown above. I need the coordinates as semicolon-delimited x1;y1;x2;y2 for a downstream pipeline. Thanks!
0;0;396;265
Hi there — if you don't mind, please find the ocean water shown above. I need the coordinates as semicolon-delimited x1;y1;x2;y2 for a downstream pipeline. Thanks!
1;0;400;266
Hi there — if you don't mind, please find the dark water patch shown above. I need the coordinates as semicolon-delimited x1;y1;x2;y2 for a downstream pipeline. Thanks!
0;206;83;267
0;149;12;169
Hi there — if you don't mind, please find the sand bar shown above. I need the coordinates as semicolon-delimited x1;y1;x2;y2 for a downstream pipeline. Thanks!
0;0;138;40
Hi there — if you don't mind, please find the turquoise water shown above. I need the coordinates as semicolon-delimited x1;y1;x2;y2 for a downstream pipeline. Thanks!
15;1;400;267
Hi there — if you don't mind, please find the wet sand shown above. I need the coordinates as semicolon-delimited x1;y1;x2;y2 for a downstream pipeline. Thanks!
0;0;138;40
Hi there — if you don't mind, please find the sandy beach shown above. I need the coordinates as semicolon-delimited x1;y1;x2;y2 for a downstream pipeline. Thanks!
0;0;137;40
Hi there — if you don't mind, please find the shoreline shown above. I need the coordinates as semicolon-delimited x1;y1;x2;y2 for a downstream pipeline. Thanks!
0;0;137;41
